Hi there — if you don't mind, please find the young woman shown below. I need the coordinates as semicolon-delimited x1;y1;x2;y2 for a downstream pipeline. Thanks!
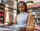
8;1;35;31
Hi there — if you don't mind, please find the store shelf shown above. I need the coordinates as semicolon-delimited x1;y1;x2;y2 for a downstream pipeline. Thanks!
0;4;5;24
37;15;40;17
0;8;4;10
35;25;40;30
0;28;9;31
0;16;4;18
0;12;4;13
0;24;8;27
0;20;3;22
28;4;40;31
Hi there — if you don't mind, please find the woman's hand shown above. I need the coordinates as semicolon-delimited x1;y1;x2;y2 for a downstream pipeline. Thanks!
19;27;26;31
7;21;13;26
26;26;34;29
26;26;34;31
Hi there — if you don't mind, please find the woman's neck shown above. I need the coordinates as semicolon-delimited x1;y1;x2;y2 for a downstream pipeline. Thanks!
20;11;25;13
20;11;26;13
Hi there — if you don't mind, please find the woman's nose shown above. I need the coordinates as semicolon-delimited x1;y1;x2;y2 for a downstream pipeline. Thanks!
20;8;22;10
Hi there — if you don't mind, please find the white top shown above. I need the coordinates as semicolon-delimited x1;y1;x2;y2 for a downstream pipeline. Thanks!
10;12;28;30
17;12;28;26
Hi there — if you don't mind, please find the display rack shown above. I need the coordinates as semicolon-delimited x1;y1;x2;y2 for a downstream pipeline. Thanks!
0;4;4;24
35;11;40;31
26;2;40;31
27;7;40;31
0;23;10;31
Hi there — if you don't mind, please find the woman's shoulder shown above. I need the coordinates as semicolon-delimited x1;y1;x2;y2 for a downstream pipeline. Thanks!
15;13;32;18
27;13;32;16
16;13;32;16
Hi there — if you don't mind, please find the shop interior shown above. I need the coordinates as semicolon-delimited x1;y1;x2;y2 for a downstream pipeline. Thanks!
0;0;40;31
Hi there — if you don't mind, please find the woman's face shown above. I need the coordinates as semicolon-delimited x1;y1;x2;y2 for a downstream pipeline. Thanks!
18;3;25;13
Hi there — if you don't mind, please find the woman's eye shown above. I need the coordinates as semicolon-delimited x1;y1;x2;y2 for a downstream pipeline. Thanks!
21;7;23;8
18;6;24;9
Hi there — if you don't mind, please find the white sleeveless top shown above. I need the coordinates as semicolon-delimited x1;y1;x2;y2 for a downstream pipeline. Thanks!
17;12;28;26
10;12;28;30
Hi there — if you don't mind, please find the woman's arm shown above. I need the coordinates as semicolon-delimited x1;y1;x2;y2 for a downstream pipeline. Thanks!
7;12;13;26
26;13;35;31
13;14;18;24
8;14;17;26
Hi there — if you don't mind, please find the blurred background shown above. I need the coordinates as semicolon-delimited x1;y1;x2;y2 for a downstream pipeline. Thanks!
0;0;40;31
